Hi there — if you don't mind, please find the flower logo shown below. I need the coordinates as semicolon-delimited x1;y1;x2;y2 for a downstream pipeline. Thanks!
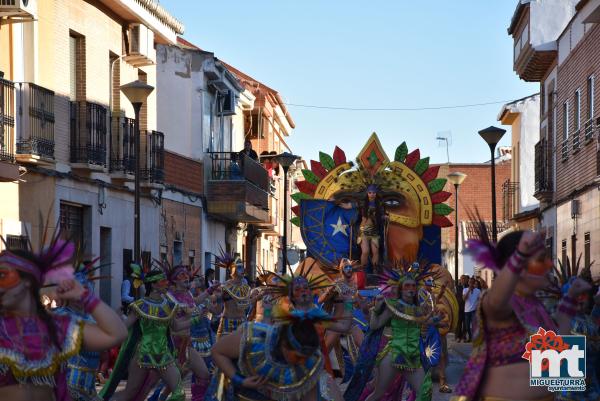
522;327;570;372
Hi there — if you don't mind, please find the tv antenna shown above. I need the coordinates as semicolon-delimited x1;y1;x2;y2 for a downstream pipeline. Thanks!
436;131;452;164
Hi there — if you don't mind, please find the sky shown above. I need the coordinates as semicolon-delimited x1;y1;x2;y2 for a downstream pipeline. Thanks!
160;0;537;165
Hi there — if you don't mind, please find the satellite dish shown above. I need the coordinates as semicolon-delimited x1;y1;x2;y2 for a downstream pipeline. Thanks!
286;249;299;265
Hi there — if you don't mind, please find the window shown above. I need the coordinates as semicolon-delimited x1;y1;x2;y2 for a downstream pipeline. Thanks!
584;232;590;269
60;202;84;243
189;250;195;268
541;84;546;115
561;239;567;268
588;76;595;119
574;90;581;131
69;36;76;100
5;234;28;250
173;241;182;266
563;102;569;139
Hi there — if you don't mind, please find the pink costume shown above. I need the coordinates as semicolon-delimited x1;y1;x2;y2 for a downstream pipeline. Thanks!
0;311;84;401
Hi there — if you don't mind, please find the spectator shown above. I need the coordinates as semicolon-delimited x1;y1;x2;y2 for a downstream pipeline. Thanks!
204;267;215;289
462;277;481;342
121;264;135;312
230;153;242;179
239;139;258;161
455;275;469;342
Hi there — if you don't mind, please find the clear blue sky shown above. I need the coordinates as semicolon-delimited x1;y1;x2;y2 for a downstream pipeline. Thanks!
161;1;537;164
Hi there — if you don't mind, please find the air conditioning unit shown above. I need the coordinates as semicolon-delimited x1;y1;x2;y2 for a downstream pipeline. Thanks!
124;23;155;67
0;0;36;18
218;90;235;116
571;199;581;218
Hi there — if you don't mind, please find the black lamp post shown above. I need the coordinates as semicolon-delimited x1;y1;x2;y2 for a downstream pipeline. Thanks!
447;171;467;287
274;151;300;274
478;126;506;243
121;80;154;265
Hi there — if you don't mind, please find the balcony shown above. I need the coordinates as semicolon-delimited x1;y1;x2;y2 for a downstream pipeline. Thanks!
502;180;519;222
109;116;135;179
514;41;556;82
140;130;164;185
534;139;553;203
561;139;569;161
206;152;269;223
584;118;594;143
70;101;108;170
0;76;19;182
15;82;55;163
572;129;581;153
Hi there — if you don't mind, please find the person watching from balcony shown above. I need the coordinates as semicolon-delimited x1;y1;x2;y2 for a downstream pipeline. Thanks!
230;153;243;179
239;139;258;161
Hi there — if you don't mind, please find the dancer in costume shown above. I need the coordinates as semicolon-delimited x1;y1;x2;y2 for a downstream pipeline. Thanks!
359;184;384;270
151;263;212;401
248;267;281;323
213;249;251;338
361;263;440;401
554;260;600;401
54;257;110;401
451;224;592;401
211;307;341;401
100;262;187;401
318;258;364;374
0;228;127;401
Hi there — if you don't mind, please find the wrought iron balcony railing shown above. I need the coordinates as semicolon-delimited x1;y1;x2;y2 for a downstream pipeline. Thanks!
0;77;15;162
70;101;108;167
534;139;553;195
584;118;594;142
110;116;136;174
16;82;55;159
572;129;581;153
141;130;164;183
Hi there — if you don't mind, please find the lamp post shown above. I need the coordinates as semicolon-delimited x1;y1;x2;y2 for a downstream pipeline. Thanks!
447;171;467;287
478;126;506;243
274;152;300;274
121;80;154;264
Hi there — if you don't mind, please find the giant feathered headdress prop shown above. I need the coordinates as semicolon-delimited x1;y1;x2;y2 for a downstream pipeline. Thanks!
0;213;76;285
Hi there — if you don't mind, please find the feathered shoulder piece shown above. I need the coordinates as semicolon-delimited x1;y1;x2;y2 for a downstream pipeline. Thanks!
256;265;276;286
212;245;240;271
0;214;76;285
554;255;596;296
463;210;501;271
266;259;331;300
378;260;435;296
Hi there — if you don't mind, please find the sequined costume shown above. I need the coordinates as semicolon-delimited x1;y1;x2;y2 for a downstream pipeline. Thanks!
0;313;84;400
557;306;600;401
209;321;332;401
190;299;214;358
452;292;558;401
130;296;178;369
54;308;101;401
216;280;251;338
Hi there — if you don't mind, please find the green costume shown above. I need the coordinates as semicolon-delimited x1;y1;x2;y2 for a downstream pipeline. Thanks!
130;297;178;369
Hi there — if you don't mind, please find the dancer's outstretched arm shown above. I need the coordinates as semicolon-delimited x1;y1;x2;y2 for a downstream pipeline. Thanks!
483;231;543;320
55;279;128;351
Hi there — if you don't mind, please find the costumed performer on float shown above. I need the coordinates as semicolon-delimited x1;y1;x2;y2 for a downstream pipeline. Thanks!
451;220;592;401
0;226;127;401
212;248;251;338
100;262;188;401
211;307;340;401
358;184;385;272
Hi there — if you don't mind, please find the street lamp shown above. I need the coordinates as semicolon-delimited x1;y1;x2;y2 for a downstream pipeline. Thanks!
121;80;154;265
447;171;467;287
274;151;300;274
478;126;506;243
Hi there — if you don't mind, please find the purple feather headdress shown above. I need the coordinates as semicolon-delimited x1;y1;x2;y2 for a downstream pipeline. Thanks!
0;214;76;285
463;210;502;272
